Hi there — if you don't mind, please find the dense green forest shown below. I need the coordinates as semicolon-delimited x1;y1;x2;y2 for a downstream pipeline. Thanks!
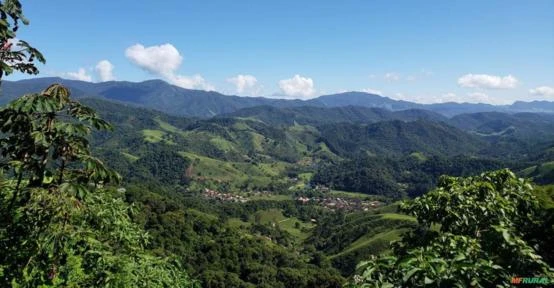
1;1;553;287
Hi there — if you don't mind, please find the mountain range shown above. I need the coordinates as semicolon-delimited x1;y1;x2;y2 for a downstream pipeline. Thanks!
2;77;554;117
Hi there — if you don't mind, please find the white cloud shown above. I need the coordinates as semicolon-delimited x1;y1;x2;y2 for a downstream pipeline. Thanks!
227;74;260;96
95;60;115;82
278;74;316;98
66;68;92;82
366;90;509;105
529;86;554;98
466;92;490;103
393;92;407;100
439;92;458;103
432;92;511;105
457;74;518;89
125;43;213;90
125;43;182;78
169;74;214;91
384;72;400;81
362;88;382;95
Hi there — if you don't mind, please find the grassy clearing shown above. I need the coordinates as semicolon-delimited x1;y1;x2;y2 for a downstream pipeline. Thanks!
253;209;286;224
333;228;408;258
374;203;402;214
409;151;427;162
233;117;265;124
381;213;417;222
120;151;139;162
538;161;554;173
142;129;175;145
250;132;265;152
154;117;183;134
257;162;288;177
209;136;236;152
278;217;315;240
520;165;537;176
520;161;554;178
245;209;315;241
227;218;250;229
329;190;374;199
313;142;341;161
142;129;165;142
178;151;245;182
288;124;319;134
298;172;313;182
178;151;291;190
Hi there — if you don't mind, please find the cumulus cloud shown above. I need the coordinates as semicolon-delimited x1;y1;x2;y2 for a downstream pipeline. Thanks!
125;43;213;90
66;68;92;82
227;74;261;96
529;86;554;98
170;74;214;91
362;88;383;95
125;43;182;78
95;60;115;82
278;74;316;98
384;72;400;81
457;74;518;89
383;90;508;105
466;92;491;103
433;92;512;105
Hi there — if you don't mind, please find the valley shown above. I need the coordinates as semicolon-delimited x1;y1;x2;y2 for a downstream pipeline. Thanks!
45;88;553;286
2;78;554;287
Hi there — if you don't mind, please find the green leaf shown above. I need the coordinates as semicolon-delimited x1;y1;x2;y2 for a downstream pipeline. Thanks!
42;170;53;184
424;276;434;284
402;267;421;283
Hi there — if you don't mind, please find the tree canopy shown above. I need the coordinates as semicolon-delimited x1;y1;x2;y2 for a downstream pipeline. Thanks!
349;169;553;287
0;84;197;287
0;2;196;284
0;0;45;80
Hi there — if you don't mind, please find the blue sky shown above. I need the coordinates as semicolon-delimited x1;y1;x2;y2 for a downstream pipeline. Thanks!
8;0;554;104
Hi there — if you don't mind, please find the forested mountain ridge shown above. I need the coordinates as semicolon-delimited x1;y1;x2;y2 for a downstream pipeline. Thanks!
218;105;448;126
3;77;554;117
79;97;554;197
223;105;554;141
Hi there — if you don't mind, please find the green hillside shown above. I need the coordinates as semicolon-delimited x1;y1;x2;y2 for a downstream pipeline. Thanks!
2;2;553;287
4;92;554;288
520;161;554;184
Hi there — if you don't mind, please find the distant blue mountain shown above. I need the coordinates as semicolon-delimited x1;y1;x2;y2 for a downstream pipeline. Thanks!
1;77;553;117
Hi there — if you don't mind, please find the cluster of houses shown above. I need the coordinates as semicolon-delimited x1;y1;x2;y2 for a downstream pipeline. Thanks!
247;190;273;197
201;187;383;211
203;188;248;203
296;196;382;211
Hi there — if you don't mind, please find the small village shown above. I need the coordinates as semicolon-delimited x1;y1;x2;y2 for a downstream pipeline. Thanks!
295;196;383;211
202;188;248;203
202;188;383;211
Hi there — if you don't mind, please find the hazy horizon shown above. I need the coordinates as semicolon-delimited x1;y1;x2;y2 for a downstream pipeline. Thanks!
7;76;554;106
